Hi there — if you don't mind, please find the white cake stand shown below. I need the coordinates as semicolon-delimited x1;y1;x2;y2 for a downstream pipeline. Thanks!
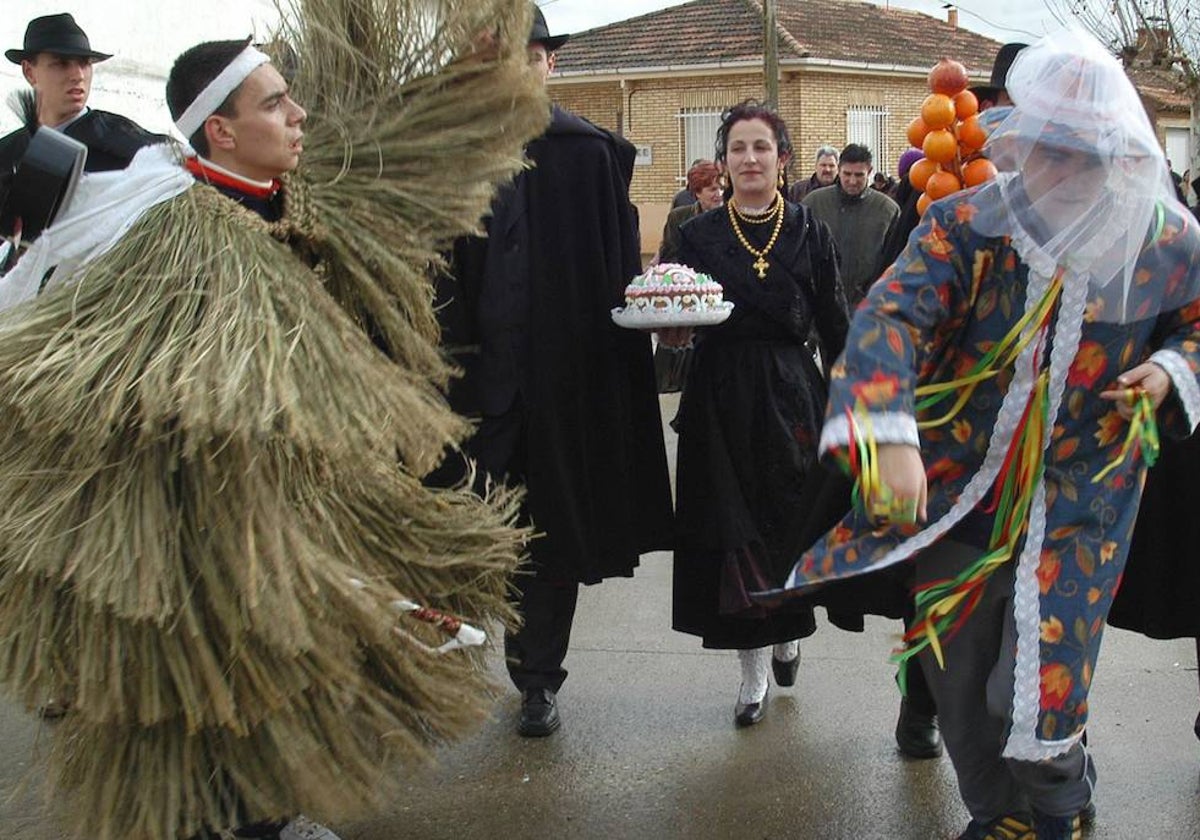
610;302;734;330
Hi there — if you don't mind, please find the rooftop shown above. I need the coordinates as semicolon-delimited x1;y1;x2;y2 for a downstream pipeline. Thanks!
553;0;1004;76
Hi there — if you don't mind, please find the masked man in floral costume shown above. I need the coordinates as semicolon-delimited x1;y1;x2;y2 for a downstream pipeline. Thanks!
0;2;547;839
778;31;1200;840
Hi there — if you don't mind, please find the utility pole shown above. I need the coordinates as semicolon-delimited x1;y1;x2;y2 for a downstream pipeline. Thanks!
764;0;779;108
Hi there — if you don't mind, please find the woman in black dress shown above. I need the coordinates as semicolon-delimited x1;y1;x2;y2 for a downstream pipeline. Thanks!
669;101;849;726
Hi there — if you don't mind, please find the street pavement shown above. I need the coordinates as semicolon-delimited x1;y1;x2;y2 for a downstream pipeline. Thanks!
0;396;1197;839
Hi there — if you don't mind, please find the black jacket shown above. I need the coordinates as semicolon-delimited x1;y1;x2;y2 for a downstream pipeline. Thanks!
0;109;167;174
438;105;673;582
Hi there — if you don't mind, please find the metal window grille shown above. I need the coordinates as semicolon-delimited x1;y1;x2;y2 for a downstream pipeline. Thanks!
846;105;889;175
678;108;723;185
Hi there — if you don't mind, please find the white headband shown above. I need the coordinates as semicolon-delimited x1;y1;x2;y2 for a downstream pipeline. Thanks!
174;45;270;140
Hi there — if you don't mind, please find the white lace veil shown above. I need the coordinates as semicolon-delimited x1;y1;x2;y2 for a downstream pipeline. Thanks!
967;29;1200;324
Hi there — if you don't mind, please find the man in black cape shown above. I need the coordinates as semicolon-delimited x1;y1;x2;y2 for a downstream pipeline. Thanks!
0;13;165;174
436;5;673;737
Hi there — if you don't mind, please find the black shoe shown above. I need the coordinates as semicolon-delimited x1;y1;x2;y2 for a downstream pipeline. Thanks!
734;686;768;727
1032;810;1082;840
895;697;943;759
772;652;800;687
1194;710;1200;743
518;688;560;737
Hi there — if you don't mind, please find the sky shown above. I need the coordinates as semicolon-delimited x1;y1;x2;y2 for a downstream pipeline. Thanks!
0;0;1070;134
540;0;1066;42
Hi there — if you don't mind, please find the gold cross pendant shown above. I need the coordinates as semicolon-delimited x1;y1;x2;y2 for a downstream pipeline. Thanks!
753;256;769;279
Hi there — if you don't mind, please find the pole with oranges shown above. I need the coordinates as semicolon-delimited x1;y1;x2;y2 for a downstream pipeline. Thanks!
905;58;998;215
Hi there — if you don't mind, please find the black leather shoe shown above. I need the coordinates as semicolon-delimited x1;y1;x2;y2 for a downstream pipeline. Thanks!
895;697;943;758
772;653;799;687
734;686;768;728
518;688;560;737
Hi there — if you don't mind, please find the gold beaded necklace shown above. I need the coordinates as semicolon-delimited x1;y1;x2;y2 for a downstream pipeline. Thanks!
728;192;785;279
732;195;779;225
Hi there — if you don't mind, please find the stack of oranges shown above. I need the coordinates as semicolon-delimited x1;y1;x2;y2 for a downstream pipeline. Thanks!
904;58;998;215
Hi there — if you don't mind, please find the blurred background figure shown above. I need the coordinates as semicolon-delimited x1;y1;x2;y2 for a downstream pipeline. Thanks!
654;158;722;394
787;143;837;204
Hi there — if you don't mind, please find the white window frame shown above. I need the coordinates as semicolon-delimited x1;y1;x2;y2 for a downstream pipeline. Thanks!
678;108;723;186
846;105;890;175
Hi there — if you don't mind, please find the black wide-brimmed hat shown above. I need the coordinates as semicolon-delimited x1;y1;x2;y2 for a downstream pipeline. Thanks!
530;6;569;52
5;13;112;64
970;42;1028;103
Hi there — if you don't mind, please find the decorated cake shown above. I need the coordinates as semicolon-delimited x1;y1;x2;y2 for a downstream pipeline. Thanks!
622;262;724;313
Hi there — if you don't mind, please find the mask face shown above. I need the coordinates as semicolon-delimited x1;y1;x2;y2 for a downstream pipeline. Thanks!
1021;143;1105;231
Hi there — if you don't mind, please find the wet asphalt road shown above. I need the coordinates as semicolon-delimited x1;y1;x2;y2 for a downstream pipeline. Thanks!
0;395;1197;839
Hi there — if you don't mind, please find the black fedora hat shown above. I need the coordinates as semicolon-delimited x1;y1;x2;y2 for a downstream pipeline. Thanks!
970;42;1028;103
530;5;569;52
5;13;112;64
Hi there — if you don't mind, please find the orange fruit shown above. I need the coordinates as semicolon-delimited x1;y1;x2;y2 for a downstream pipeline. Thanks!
917;192;932;215
958;115;988;152
922;128;958;164
920;94;957;129
953;90;978;120
908;157;938;192
962;157;998;187
925;170;962;200
906;116;930;149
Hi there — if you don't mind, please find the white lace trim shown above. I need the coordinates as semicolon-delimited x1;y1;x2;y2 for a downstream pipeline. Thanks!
1149;349;1200;433
818;411;919;455
1003;256;1088;761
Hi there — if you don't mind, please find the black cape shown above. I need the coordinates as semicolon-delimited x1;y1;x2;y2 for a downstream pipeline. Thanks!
437;105;673;584
1107;433;1200;639
670;202;853;648
0;109;167;174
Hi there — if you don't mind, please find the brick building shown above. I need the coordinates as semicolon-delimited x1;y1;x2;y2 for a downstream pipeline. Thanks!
547;0;1001;252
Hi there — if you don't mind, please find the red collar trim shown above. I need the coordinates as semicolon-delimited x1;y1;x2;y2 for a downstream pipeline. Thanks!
185;157;281;200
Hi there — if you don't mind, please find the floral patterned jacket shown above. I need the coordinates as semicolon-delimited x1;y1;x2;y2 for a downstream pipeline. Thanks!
786;189;1200;760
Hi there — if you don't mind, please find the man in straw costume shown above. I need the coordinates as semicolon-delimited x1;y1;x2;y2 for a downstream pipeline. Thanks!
0;1;549;838
775;30;1200;839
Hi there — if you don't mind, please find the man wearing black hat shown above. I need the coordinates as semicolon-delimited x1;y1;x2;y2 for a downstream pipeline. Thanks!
0;13;165;175
969;42;1028;112
437;4;673;737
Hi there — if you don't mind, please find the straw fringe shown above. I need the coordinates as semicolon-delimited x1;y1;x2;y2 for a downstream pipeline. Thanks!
0;0;546;836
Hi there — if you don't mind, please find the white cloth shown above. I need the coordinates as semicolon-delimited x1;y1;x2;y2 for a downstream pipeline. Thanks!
972;28;1194;323
174;46;270;140
0;143;193;313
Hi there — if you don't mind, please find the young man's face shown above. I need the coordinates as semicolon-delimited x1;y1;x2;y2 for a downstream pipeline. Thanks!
527;43;555;85
838;161;872;197
214;63;307;181
22;52;92;126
